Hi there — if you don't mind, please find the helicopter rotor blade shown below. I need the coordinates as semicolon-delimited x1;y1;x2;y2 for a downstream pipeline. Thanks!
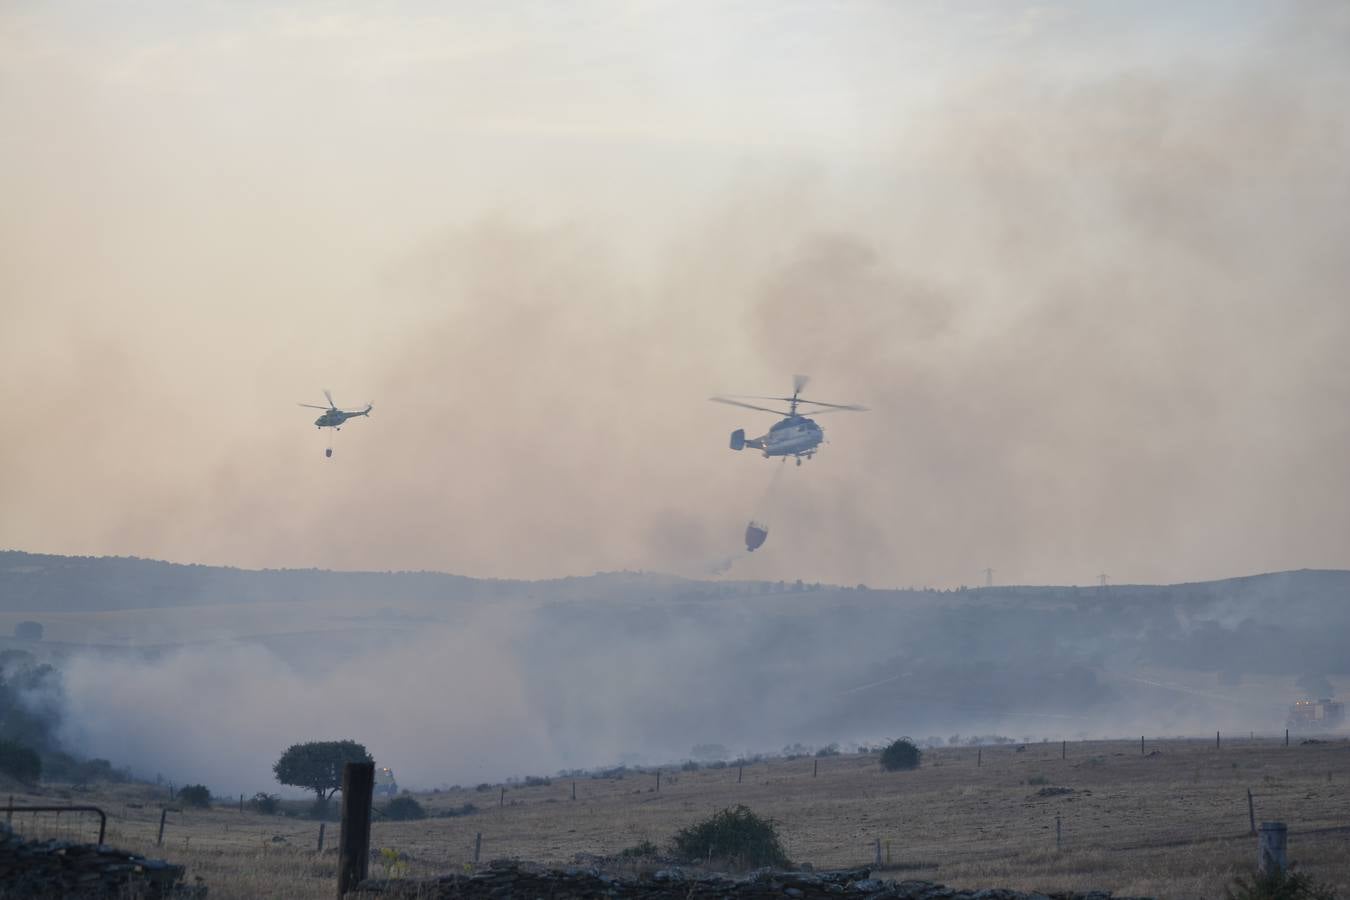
298;403;330;410
793;374;810;395
709;397;792;416
323;389;336;409
808;406;867;415
796;399;868;411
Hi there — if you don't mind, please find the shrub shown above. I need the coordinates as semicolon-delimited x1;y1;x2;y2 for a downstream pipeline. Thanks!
523;775;551;787
0;740;41;783
249;792;280;814
619;839;660;859
178;784;211;808
1226;866;1337;900
438;802;477;818
879;738;921;772
475;783;493;792
681;760;701;772
671;805;789;868
815;744;840;758
382;795;426;821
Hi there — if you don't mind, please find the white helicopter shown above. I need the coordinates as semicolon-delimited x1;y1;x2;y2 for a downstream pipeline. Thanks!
710;375;866;465
298;390;372;457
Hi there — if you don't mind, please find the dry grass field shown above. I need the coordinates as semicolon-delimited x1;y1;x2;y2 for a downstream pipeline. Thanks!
7;736;1348;899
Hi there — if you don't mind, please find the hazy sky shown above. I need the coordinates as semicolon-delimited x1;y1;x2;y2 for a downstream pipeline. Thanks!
3;1;1348;587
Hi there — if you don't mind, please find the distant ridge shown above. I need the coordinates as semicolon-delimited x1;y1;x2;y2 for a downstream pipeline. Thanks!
1;549;1347;614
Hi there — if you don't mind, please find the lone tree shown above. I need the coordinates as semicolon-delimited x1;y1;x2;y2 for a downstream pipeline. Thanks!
879;737;922;771
273;740;373;803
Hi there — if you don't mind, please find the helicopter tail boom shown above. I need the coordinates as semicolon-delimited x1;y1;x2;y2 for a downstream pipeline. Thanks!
730;429;765;451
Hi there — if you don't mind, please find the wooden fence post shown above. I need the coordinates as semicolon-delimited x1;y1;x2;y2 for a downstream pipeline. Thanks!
1140;736;1144;755
813;759;818;778
317;823;326;853
1247;789;1256;836
473;832;482;864
1061;741;1065;760
336;761;374;898
157;809;168;847
655;770;661;793
738;765;743;784
1217;731;1221;750
499;787;505;809
239;794;244;813
1055;814;1061;852
1257;822;1287;875
1285;728;1289;747
977;748;981;768
571;781;576;801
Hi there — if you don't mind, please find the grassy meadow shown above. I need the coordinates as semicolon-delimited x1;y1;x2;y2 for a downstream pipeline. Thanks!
6;736;1349;899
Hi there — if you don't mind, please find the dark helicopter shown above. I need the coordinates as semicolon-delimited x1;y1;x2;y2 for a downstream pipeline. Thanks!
710;375;866;466
298;390;372;457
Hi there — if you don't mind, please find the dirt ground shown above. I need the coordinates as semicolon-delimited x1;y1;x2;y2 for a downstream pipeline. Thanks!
6;736;1348;899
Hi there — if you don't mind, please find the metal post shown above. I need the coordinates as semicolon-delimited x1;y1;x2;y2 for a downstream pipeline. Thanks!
473;832;482;864
977;748;981;768
1257;822;1287;875
239;794;244;813
1061;741;1065;760
1247;789;1256;836
157;809;168;847
499;787;505;808
1285;728;1289;747
1217;731;1221;750
1141;736;1144;755
336;761;374;898
655;770;660;793
317;822;326;853
738;765;743;784
813;759;818;777
571;781;576;801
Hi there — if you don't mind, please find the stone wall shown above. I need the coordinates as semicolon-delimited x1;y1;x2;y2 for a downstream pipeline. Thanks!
0;823;201;898
350;860;1152;900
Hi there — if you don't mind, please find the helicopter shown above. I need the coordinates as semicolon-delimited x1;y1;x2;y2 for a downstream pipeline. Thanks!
710;375;866;465
298;390;372;457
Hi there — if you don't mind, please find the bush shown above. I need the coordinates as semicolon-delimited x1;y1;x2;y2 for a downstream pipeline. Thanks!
178;784;211;808
681;760;701;772
1226;866;1337;900
0;740;41;783
475;783;494;792
382;795;426;821
879;738;921;772
523;775;551;787
815;744;840;758
671;805;789;868
438;802;477;818
249;792;280;814
619;839;660;859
